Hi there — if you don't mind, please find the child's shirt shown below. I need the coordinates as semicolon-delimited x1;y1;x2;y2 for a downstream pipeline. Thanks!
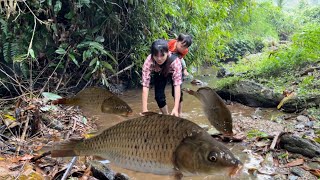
168;39;189;59
141;54;182;88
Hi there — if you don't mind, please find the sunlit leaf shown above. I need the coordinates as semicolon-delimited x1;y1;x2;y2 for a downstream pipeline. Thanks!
4;114;15;121
314;137;320;143
54;0;62;14
55;48;66;55
28;49;35;59
95;36;105;42
89;57;98;67
68;53;79;67
101;61;114;72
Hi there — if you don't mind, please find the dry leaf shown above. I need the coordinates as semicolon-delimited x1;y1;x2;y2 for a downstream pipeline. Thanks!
284;158;304;167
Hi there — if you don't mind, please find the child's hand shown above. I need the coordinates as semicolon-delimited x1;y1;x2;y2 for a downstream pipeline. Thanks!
183;69;189;76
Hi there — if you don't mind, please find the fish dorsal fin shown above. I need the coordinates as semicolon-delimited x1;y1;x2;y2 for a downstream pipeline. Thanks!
141;111;159;116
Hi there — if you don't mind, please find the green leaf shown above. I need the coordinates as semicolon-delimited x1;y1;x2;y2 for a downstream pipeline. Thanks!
13;54;28;63
28;49;35;59
68;53;79;67
83;50;92;62
54;1;62;14
47;0;52;6
95;36;105;42
82;116;87;124
55;48;66;55
92;60;100;73
64;11;75;20
101;61;114;73
89;57;98;67
42;92;62;100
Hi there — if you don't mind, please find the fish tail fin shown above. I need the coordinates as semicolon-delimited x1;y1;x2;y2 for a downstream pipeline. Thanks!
52;98;67;105
44;139;82;157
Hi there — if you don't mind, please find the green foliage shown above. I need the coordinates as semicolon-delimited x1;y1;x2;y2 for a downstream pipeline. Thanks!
247;129;269;139
215;76;241;90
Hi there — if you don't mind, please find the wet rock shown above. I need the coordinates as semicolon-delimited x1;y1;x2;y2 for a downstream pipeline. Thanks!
305;121;315;128
216;79;320;112
288;175;298;180
296;115;309;122
216;80;283;108
294;124;305;129
88;160;129;180
274;174;287;180
307;161;320;169
280;134;320;158
290;167;305;177
281;95;320;113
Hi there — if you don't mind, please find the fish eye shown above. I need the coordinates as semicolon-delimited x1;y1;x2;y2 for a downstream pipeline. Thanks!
208;152;217;162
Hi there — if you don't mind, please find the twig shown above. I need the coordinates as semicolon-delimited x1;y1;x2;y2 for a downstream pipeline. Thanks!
39;46;70;95
270;132;282;150
61;156;78;180
27;17;37;97
16;116;30;154
107;62;134;80
14;157;29;180
21;0;47;25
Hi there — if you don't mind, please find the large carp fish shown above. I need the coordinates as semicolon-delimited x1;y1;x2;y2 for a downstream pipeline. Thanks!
46;113;241;178
185;87;233;135
52;87;132;116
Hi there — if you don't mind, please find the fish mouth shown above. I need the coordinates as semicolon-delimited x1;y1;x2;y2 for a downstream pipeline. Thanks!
229;164;243;177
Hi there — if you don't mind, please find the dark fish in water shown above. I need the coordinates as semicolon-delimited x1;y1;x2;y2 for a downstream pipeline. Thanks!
185;87;233;135
52;87;132;116
47;114;241;177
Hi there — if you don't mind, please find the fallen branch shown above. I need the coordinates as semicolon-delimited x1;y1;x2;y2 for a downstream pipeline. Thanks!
61;157;78;180
107;62;134;80
16;116;30;154
270;132;282;150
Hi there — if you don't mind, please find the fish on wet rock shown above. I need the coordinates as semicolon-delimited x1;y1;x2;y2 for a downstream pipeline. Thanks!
184;87;233;135
45;114;242;178
52;87;133;116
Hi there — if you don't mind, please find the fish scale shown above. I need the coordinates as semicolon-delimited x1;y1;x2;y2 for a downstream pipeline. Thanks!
49;114;241;177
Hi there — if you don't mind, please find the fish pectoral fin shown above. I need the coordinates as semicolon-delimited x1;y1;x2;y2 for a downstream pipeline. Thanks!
173;171;183;180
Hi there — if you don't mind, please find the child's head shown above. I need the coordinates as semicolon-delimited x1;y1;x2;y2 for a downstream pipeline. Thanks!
176;34;192;53
151;39;169;65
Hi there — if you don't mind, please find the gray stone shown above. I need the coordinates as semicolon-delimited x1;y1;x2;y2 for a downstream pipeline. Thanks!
297;115;309;122
305;121;315;128
280;134;320;158
295;124;305;129
290;167;305;177
288;175;298;180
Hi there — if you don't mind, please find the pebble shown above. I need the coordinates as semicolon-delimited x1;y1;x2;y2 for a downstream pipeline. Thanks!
297;115;309;122
290;167;305;177
288;175;298;180
295;124;305;129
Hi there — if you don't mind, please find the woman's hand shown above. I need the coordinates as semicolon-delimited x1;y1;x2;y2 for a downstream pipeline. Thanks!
171;108;179;117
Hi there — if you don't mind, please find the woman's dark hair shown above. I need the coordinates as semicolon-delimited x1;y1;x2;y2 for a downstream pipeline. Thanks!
150;39;178;77
150;39;169;56
177;34;192;47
